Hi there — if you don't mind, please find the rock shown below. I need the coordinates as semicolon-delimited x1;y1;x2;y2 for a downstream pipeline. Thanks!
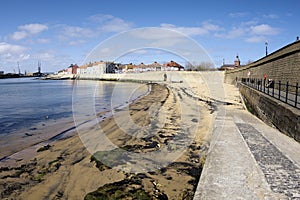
37;144;51;152
24;133;33;137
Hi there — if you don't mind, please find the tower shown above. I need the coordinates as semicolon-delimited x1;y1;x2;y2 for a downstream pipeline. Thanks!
234;54;240;67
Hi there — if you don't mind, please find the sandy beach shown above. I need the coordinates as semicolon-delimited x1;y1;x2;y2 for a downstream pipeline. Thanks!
0;72;242;199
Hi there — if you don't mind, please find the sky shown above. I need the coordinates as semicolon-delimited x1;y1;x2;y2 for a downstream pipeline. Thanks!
0;0;299;73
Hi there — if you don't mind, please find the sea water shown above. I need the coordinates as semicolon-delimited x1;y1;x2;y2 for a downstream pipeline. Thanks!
0;78;148;135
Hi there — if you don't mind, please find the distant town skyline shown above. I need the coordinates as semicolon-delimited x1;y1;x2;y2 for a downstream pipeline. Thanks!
0;0;299;73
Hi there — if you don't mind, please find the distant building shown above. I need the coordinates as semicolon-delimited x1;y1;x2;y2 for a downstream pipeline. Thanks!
33;72;43;77
105;62;120;73
219;55;242;70
0;71;4;75
77;64;88;74
136;62;147;72
66;64;79;74
85;62;108;75
118;61;183;72
163;60;184;71
119;63;136;73
234;55;241;67
74;60;184;75
148;61;162;71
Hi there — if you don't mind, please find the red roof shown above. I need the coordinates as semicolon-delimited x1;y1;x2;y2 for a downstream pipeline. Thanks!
164;60;183;68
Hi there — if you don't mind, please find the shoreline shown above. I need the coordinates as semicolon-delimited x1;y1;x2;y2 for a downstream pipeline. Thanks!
0;80;151;163
0;73;219;199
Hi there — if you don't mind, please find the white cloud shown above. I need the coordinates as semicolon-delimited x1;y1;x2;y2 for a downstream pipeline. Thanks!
229;12;248;18
125;28;188;49
11;31;28;40
69;39;86;46
31;51;75;70
245;36;267;43
37;38;50;43
89;14;114;23
35;52;55;61
149;37;186;48
19;53;31;60
250;24;279;35
10;23;48;40
90;14;133;32
215;21;280;42
160;22;222;36
0;42;29;62
0;42;27;54
63;26;94;38
57;25;96;42
263;14;278;19
130;49;148;55
130;27;182;40
100;18;132;32
160;23;207;36
215;28;245;39
202;22;222;31
19;24;48;34
241;20;259;27
56;15;133;46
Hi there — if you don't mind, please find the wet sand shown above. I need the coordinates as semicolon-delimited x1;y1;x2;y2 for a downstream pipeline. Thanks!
0;73;226;199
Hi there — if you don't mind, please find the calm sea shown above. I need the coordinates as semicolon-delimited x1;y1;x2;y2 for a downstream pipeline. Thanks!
0;78;148;135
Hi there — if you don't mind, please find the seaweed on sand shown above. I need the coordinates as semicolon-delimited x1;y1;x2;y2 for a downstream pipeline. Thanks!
90;148;129;171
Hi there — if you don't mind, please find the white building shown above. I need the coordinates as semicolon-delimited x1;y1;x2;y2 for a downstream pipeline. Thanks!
87;62;105;75
77;65;88;74
77;62;108;75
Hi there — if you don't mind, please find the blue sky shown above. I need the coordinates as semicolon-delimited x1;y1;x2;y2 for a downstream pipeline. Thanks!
0;0;299;73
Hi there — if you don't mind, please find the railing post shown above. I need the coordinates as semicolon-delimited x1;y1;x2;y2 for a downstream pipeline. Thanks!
285;81;289;103
278;81;281;100
263;78;266;93
255;78;259;90
272;80;275;97
295;83;298;108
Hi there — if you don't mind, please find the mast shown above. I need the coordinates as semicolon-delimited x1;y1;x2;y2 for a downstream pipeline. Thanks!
17;62;21;75
38;60;41;74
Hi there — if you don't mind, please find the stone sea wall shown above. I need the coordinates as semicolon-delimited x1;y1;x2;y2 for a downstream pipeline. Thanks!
225;40;300;85
239;83;300;142
224;40;300;142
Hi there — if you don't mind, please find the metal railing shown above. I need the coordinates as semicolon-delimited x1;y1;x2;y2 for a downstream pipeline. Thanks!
241;78;300;109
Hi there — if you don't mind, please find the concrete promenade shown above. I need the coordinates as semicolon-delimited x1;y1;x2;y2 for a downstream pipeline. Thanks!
194;79;300;199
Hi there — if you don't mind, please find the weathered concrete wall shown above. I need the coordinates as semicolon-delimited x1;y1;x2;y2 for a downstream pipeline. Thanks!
239;84;300;142
225;40;300;85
